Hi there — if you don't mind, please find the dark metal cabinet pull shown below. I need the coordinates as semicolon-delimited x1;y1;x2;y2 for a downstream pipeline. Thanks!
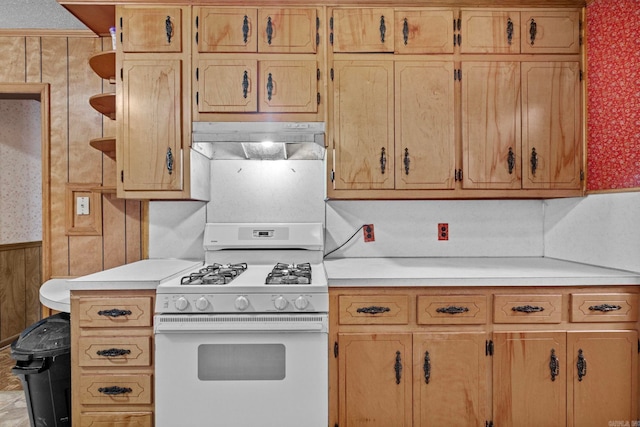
394;351;402;384
97;308;132;318
356;306;390;315
506;18;514;45
266;16;273;45
266;73;274;100
436;306;469;314
403;148;410;175
380;147;387;174
166;147;174;175
530;148;538;176
242;71;249;98
577;349;587;381
98;386;132;395
512;305;544;313
379;16;386;43
403;18;409;45
242;15;249;44
589;304;622;312
165;16;173;44
549;349;559;381
529;18;537;45
96;348;131;357
423;351;431;384
508;147;515;174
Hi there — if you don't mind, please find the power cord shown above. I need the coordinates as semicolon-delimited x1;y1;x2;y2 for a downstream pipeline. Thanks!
324;224;366;258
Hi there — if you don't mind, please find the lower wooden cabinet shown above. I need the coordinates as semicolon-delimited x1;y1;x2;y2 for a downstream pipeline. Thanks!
71;289;155;427
330;287;639;427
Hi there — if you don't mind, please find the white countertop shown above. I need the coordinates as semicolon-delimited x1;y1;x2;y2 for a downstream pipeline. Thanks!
39;259;203;312
324;257;640;287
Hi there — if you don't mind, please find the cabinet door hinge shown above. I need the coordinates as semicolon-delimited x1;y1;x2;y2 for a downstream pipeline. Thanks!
195;16;199;29
317;68;321;80
317;93;321;105
454;169;463;182
331;170;335;183
329;17;334;45
637;339;639;353
316;17;320;45
485;340;494;356
120;170;124;183
334;341;338;357
120;68;123;81
195;31;199;45
454;69;462;81
196;67;199;81
196;91;199;105
580;70;584;81
330;68;334;81
580;170;585;181
485;421;494;427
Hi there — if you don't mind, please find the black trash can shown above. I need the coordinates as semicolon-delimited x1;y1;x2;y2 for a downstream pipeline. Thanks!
10;312;71;427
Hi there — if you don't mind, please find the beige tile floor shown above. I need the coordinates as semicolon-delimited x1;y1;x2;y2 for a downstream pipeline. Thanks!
0;391;29;427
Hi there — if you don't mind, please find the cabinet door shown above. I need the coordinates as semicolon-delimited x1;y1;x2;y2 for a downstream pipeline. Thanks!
196;8;257;53
120;7;182;53
338;333;412;427
121;59;183;191
493;332;567;427
462;61;521;189
521;62;582;189
197;59;258;113
333;60;394;190
460;10;520;54
78;412;152;427
395;61;455;189
395;9;454;54
521;10;581;54
567;331;638;427
413;332;489;427
258;60;317;113
332;8;395;53
257;8;317;53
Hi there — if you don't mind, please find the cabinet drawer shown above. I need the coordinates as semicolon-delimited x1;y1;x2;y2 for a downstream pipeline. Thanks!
571;293;639;323
79;412;152;427
493;294;562;323
78;297;153;328
79;374;152;405
417;295;487;325
339;295;409;324
78;336;152;367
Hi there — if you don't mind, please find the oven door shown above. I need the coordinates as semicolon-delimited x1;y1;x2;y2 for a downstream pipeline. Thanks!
154;314;328;427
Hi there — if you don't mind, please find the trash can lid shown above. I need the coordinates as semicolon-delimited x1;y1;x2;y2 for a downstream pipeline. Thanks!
11;312;71;361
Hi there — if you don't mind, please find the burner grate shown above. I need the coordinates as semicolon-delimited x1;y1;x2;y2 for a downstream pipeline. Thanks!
266;263;312;285
181;263;247;285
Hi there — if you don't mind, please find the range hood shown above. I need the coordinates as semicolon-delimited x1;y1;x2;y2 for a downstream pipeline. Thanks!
192;122;325;160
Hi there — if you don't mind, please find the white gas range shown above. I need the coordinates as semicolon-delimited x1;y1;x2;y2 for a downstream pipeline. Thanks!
154;223;328;427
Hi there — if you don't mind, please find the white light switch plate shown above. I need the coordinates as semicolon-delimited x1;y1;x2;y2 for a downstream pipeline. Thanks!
76;196;90;215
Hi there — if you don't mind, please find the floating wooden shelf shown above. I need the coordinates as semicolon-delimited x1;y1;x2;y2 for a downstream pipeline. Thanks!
89;51;116;83
89;136;116;157
89;93;115;120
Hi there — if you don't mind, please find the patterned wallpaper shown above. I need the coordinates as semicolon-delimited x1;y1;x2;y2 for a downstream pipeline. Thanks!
587;0;640;190
0;100;42;244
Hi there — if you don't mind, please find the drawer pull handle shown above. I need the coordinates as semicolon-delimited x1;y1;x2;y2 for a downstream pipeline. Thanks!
529;18;537;45
98;386;132;395
379;16;386;43
96;348;131;358
402;18;409;45
423;351;431;384
97;309;132;318
577;349;587;381
242;15;249;44
436;305;469;315
394;351;402;384
165;16;173;44
356;306;391;315
506;17;514;45
511;305;544;313
589;304;622;312
549;348;559;381
266;16;273;45
266;73;274;101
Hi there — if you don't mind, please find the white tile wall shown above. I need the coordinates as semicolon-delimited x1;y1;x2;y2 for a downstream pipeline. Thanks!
544;192;640;273
148;201;207;260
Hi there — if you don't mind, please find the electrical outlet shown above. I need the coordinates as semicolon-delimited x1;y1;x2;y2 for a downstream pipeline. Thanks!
438;223;448;241
363;224;375;242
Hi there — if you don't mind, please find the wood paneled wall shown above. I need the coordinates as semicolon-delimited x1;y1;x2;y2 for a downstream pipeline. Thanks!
0;31;144;283
0;242;41;347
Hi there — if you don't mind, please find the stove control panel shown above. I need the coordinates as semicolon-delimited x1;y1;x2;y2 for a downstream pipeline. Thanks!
156;293;328;314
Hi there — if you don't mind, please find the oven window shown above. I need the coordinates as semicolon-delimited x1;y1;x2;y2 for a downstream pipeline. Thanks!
198;344;286;381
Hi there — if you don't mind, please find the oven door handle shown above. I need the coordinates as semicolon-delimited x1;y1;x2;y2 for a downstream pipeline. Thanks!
154;314;328;333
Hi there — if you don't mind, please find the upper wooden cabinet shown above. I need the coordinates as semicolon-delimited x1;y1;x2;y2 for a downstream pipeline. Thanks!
196;7;317;53
460;10;521;54
520;10;581;54
332;8;395;53
120;6;183;53
394;9;454;54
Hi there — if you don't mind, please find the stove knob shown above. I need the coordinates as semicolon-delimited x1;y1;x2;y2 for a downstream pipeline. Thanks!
195;297;209;311
235;296;249;311
175;296;189;311
274;296;289;311
294;296;309;310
